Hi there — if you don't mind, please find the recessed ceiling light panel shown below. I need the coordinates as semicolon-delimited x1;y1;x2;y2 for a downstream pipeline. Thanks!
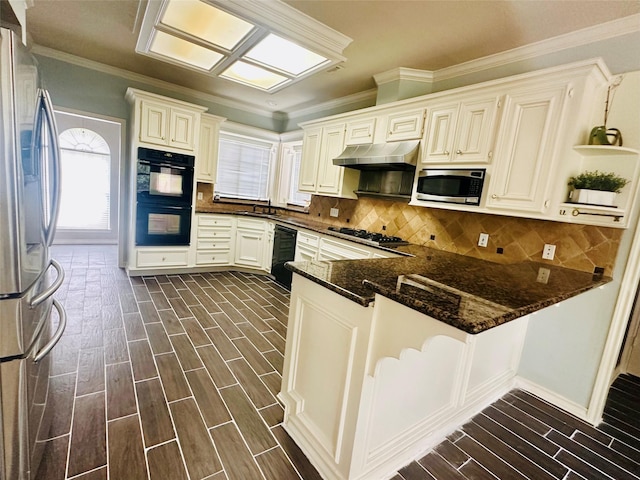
220;60;290;90
150;31;224;70
161;0;254;51
244;33;329;76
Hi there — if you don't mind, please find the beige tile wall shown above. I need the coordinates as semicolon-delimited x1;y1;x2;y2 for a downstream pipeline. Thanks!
196;183;622;276
307;196;622;276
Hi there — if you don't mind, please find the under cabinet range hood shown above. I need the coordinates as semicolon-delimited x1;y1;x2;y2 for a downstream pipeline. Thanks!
333;140;419;170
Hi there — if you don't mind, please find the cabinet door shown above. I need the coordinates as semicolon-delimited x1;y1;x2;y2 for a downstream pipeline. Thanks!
316;124;346;195
422;104;457;163
196;117;220;183
385;109;425;141
453;97;500;164
169;108;197;151
345;118;376;145
235;229;264;268
487;86;567;213
140;101;169;146
299;127;322;193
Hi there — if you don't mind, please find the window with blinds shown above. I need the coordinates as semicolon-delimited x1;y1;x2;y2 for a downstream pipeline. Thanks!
216;133;274;200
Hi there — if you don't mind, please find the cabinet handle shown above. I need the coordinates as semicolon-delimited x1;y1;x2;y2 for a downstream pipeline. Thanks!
456;149;463;155
544;199;550;208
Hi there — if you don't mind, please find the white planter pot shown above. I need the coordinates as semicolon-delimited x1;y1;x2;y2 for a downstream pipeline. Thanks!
569;189;617;206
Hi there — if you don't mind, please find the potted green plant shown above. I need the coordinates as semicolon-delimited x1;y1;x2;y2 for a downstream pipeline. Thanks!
567;170;629;206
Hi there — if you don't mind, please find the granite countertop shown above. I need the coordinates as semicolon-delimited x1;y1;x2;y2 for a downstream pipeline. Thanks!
195;208;611;334
284;250;611;334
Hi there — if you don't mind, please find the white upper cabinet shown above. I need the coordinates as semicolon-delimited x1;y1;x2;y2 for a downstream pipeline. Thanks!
126;88;207;153
422;97;501;164
298;123;359;198
385;109;426;141
196;113;225;184
345;118;376;145
486;85;567;214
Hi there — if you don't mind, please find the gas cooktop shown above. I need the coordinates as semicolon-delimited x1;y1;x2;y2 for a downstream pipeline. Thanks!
327;227;409;247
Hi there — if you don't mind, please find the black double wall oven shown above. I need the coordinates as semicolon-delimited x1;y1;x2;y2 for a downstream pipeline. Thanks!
136;147;195;246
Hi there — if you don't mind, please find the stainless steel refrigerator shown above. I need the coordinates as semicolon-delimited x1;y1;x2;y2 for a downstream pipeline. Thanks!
0;27;66;479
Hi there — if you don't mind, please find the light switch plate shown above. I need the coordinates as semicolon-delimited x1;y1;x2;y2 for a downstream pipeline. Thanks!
197;192;203;200
330;208;339;217
536;267;551;284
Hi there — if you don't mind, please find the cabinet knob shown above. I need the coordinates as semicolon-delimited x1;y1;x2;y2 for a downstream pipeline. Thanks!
444;150;450;156
212;256;216;260
162;257;166;261
212;244;216;247
456;149;463;155
491;194;498;199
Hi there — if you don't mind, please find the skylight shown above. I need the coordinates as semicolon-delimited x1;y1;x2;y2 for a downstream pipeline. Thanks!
136;0;352;93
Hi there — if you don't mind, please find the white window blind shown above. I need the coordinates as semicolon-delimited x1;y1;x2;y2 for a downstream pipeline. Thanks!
288;145;311;206
216;133;273;200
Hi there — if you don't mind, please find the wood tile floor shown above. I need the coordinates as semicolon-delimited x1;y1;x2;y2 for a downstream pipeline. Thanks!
38;245;640;480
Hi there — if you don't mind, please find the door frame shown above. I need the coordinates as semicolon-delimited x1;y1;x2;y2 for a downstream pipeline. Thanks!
53;107;127;266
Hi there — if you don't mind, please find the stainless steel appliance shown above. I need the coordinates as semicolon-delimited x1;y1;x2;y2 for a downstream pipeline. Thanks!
135;147;194;246
0;27;66;479
327;227;409;247
271;225;297;289
415;168;485;205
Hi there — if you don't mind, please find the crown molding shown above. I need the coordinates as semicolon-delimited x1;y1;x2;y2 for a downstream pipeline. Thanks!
374;67;435;86
31;44;277;118
287;88;378;120
434;13;640;82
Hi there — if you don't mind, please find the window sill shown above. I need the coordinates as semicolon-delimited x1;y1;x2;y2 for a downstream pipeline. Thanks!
211;197;309;215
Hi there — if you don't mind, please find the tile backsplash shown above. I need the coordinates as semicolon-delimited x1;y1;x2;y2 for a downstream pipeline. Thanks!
307;196;622;276
196;183;622;276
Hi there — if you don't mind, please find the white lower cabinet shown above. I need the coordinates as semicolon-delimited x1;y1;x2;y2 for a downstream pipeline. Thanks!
194;214;234;266
280;276;530;480
294;231;320;261
136;248;189;268
318;237;371;260
234;218;273;272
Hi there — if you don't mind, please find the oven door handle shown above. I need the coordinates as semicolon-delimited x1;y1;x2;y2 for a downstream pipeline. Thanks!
34;299;66;363
138;160;190;170
30;259;65;308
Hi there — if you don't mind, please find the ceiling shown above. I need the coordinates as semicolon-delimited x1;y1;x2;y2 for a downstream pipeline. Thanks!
24;0;640;116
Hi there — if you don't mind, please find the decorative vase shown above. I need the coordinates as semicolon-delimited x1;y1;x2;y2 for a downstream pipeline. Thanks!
588;126;623;146
569;189;617;206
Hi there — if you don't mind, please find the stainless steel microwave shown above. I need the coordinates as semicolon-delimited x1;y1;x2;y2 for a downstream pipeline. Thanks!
416;168;485;205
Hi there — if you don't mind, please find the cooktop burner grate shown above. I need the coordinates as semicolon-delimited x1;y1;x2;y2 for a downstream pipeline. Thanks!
327;227;409;246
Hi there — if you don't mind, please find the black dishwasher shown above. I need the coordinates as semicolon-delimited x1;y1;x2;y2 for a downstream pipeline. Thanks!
271;225;297;290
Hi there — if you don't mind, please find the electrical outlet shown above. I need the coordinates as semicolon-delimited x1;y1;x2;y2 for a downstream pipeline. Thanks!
197;192;203;200
330;208;339;217
478;233;489;247
536;267;551;284
542;244;556;260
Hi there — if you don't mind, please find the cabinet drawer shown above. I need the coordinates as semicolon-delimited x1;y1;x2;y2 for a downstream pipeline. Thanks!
197;226;232;239
136;249;189;268
198;215;233;227
195;250;232;265
196;239;232;251
237;217;268;231
319;237;371;260
297;231;320;248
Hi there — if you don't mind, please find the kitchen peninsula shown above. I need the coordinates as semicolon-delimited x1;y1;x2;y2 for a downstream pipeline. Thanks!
279;249;610;480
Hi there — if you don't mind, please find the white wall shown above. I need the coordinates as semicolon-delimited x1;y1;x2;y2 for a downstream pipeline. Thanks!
518;71;640;408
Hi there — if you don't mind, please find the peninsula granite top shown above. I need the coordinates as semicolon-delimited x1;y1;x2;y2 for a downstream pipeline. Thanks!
284;251;611;334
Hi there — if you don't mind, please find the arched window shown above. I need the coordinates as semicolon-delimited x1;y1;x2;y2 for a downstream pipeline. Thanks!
57;128;112;230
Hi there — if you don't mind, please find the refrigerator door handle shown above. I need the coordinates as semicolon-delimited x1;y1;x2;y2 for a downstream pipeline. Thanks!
30;259;65;307
34;299;66;363
39;89;62;247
